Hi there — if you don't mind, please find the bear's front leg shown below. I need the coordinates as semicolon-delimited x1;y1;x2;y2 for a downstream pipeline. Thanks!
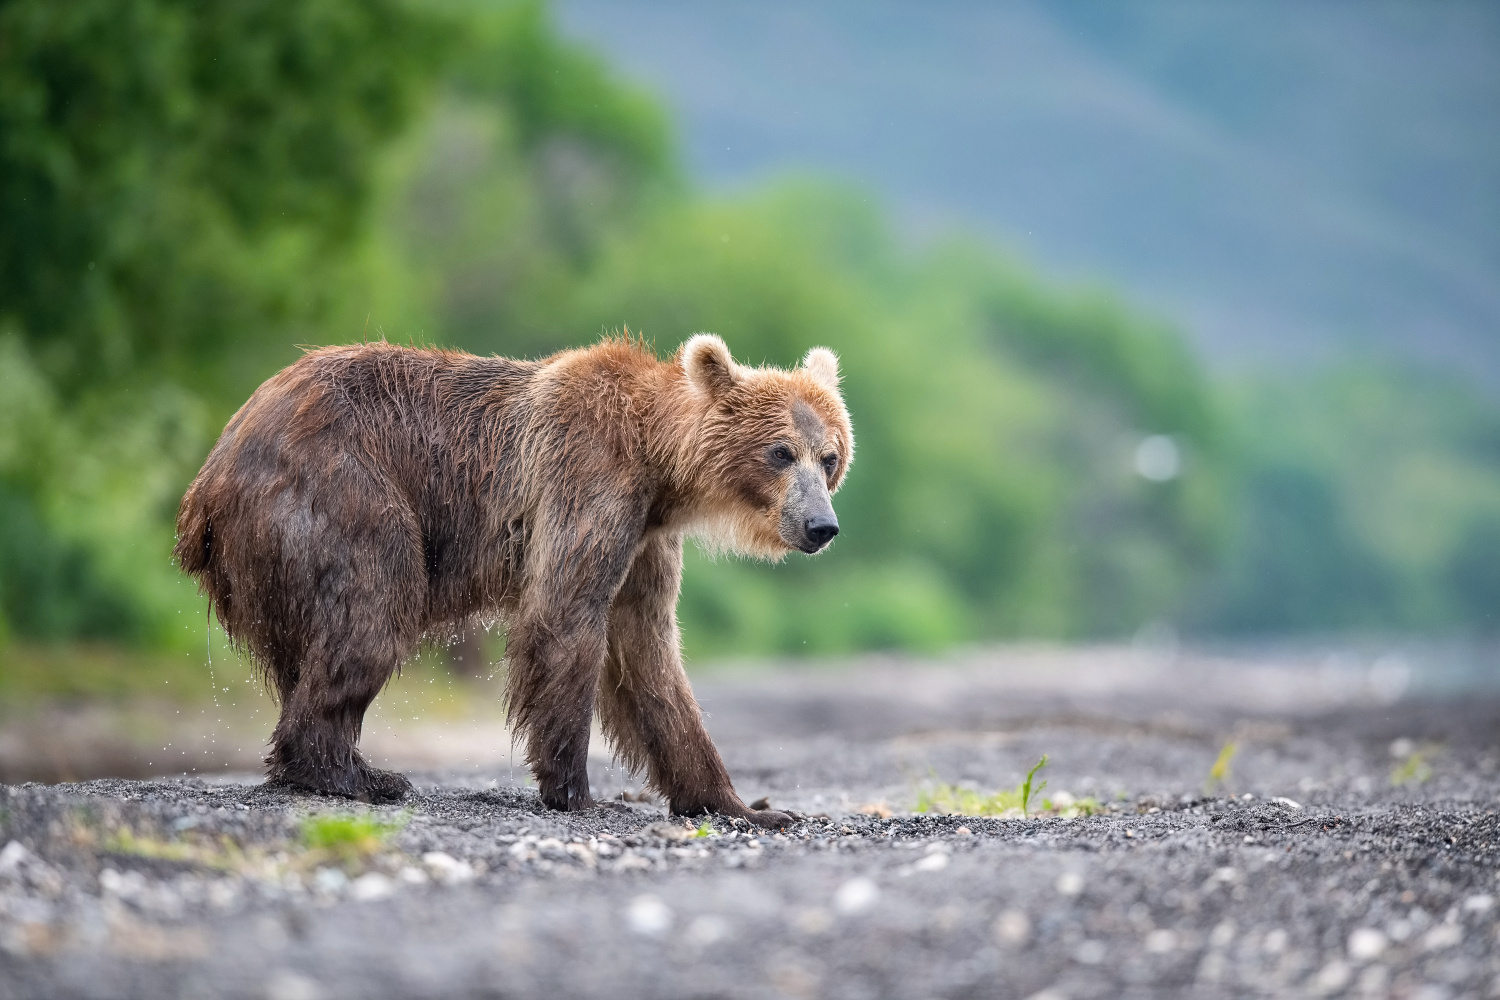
599;535;794;830
505;612;609;810
504;503;645;813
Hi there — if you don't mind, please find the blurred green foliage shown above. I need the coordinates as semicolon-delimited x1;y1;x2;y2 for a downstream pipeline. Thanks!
1;0;1498;669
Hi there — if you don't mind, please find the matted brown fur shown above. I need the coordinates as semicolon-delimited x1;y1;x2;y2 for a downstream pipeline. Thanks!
174;334;852;826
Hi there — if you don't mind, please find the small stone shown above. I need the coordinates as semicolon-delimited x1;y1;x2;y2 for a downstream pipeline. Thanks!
265;970;324;1000
955;826;972;836
1462;893;1494;913
348;873;393;901
913;852;949;873
0;841;32;875
626;894;672;935
312;868;348;894
1348;927;1387;962
834;877;879;915
1074;939;1106;964
1056;871;1085;896
793;907;832;934
686;914;729;945
1312;959;1351;994
1263;928;1289;954
1145;929;1177;953
422;852;475;885
994;909;1031;947
857;802;893;819
1209;921;1236;949
1421;922;1463;951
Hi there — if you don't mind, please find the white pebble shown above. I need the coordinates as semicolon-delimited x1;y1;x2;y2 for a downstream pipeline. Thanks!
0;841;32;874
834;877;880;915
626;894;672;935
397;867;428;885
1347;927;1387;962
312;867;348;894
994;909;1031;946
1074;939;1106;964
913;852;949;873
349;873;393;902
1313;959;1351;994
1056;871;1084;896
686;914;729;945
1462;893;1494;913
1145;929;1177;953
422;852;475;885
1421;922;1463;951
265;969;324;1000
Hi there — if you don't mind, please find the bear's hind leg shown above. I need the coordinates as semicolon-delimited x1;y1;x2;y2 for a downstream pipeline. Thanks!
267;645;413;803
261;489;421;804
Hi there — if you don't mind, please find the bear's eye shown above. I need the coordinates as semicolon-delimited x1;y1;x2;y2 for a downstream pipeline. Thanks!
821;453;839;474
768;444;795;467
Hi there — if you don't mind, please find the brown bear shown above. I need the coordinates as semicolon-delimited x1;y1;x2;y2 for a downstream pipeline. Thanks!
174;334;852;828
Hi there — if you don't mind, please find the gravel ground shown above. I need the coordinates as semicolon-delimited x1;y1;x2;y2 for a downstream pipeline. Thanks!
2;646;1499;1000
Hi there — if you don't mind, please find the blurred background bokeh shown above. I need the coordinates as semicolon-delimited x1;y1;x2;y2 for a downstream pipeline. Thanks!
2;0;1497;777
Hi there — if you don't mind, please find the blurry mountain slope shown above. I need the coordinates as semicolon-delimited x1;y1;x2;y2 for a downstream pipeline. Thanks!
555;0;1500;381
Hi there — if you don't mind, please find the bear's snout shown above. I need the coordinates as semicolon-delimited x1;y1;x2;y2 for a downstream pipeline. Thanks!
804;513;839;549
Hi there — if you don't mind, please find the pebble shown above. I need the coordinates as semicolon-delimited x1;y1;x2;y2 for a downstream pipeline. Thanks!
1144;929;1177;954
1421;922;1463;951
1056;871;1084;897
625;894;672;935
993;909;1030;947
349;873;393;902
833;877;879;916
264;969;324;1000
1312;959;1352;994
687;914;729;945
313;868;348;895
1347;927;1387;962
422;852;475;885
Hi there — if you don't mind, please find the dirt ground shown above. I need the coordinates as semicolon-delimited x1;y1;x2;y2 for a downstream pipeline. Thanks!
2;645;1499;999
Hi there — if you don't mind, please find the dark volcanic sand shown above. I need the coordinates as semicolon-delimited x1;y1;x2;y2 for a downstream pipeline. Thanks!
2;647;1498;999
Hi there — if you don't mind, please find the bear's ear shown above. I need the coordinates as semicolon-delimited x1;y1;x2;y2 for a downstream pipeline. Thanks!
801;347;840;391
682;333;741;400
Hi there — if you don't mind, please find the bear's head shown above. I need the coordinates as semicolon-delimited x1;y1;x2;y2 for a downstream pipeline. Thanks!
679;333;854;560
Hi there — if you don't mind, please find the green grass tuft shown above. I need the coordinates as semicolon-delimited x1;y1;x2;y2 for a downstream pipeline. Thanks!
917;755;1060;818
1205;741;1237;794
300;812;407;866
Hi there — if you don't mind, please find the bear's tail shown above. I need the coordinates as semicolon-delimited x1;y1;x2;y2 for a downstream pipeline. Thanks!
173;485;213;578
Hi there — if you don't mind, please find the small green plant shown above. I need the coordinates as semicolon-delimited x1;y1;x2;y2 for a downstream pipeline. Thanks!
1019;755;1048;816
916;755;1050;818
1041;795;1103;818
101;827;248;871
1205;741;1237;794
300;812;407;867
693;820;715;838
1390;744;1437;787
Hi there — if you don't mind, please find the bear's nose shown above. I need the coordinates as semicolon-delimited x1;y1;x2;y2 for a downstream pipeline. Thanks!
805;514;839;547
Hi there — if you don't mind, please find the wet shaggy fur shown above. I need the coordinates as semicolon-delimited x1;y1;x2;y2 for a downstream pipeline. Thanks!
174;335;853;827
